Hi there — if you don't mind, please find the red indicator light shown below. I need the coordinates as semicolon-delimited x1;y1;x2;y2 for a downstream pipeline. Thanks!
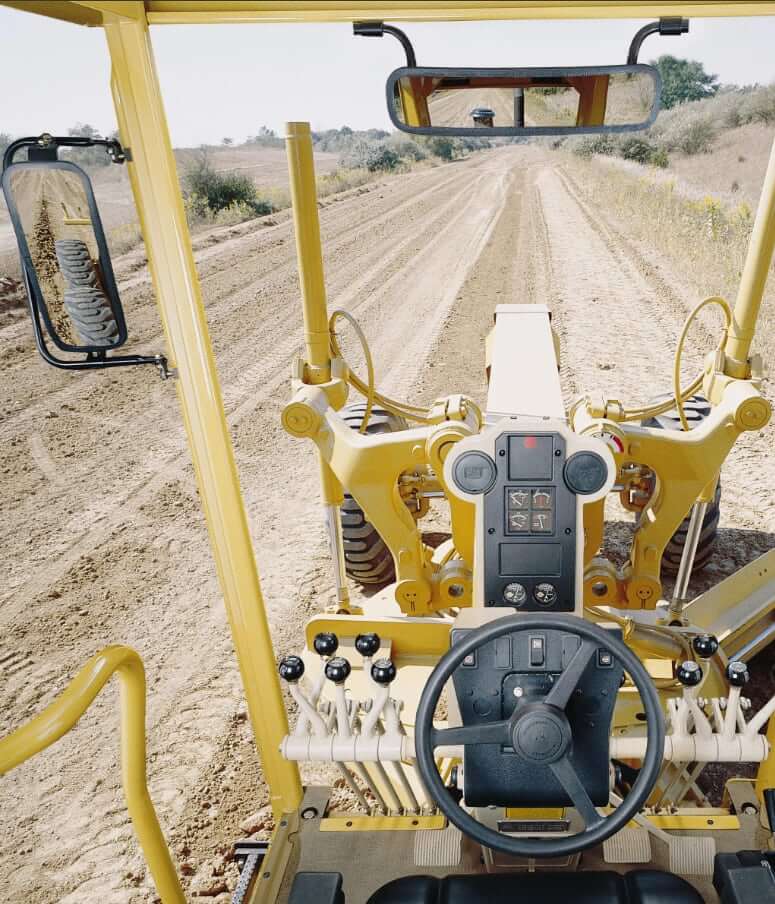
523;436;538;449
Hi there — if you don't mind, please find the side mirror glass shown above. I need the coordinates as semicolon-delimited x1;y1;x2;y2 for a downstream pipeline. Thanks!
2;160;127;352
387;65;660;136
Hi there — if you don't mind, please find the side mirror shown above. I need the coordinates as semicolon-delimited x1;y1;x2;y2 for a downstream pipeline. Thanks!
1;135;167;375
387;65;661;136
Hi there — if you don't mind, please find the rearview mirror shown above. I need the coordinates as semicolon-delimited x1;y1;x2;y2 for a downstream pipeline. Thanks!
387;65;660;136
1;135;166;375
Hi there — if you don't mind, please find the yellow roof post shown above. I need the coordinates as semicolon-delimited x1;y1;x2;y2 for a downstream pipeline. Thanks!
101;1;302;817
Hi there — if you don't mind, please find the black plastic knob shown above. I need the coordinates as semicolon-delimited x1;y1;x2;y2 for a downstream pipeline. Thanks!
727;661;750;687
278;655;305;683
692;634;719;659
676;660;703;687
371;658;397;686
355;633;381;657
324;656;351;684
313;632;339;657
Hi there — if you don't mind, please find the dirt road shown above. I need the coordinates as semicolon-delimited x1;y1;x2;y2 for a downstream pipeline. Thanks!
1;145;773;902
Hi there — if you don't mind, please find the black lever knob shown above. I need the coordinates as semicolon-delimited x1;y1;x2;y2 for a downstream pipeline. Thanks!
324;656;351;685
313;632;339;658
278;655;305;683
371;658;397;686
355;633;381;657
727;661;750;687
692;634;719;659
676;660;703;687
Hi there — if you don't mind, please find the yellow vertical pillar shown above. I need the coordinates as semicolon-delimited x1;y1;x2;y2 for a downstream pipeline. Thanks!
102;5;301;815
725;133;775;377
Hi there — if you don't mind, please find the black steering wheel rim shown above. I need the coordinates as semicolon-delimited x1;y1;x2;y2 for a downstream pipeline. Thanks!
414;614;664;857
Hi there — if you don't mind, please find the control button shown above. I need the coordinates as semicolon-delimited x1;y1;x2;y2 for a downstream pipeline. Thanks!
495;637;511;669
534;582;558;607
530;635;545;667
532;488;554;510
508;511;530;533
453;451;497;495
503;582;527;606
507;488;530;510
564;451;609;495
462;652;477;668
597;649;614;669
530;510;553;534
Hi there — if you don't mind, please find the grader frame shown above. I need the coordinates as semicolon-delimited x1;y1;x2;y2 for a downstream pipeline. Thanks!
2;3;775;903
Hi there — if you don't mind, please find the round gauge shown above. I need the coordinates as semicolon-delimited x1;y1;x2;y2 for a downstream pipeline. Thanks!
503;582;528;606
533;582;558;607
452;451;497;495
564;451;609;495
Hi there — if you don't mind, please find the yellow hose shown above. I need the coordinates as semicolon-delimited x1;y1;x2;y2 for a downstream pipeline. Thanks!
329;309;432;425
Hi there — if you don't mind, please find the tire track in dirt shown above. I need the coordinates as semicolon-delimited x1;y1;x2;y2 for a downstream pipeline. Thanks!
0;148;529;903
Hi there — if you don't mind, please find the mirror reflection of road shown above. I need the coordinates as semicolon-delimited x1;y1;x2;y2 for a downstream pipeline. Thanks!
1;143;773;902
429;87;524;127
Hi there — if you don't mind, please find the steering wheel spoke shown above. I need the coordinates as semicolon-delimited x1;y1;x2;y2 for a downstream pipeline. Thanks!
549;755;604;828
544;639;596;710
432;719;511;748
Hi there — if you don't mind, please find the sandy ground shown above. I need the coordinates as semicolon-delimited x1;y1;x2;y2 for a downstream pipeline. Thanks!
1;144;774;902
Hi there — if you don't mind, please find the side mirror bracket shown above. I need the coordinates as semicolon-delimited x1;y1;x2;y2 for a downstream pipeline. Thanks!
627;17;689;65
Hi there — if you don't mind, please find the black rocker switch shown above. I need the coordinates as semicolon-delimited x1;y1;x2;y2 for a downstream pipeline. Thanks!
676;660;703;687
314;632;339;658
371;658;397;686
278;655;305;683
355;633;381;658
325;656;352;685
727;661;750;687
692;634;720;659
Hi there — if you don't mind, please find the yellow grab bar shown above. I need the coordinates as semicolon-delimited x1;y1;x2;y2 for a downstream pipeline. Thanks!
0;645;185;903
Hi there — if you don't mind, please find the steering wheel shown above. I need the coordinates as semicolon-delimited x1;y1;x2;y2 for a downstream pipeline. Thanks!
414;614;664;857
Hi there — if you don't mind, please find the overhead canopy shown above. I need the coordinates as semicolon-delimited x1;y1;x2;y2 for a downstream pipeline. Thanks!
2;0;775;27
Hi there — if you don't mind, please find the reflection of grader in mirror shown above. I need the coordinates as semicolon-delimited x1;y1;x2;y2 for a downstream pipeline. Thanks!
3;3;775;904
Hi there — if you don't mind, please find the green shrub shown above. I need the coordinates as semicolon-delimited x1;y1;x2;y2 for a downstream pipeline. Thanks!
425;136;456;161
573;134;617;158
618;136;668;167
183;153;273;218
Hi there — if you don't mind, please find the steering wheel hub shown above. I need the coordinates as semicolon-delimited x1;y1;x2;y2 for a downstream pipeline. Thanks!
512;705;569;764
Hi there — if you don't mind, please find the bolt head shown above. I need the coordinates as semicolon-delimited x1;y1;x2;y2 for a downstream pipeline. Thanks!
355;633;381;657
677;660;703;687
371;657;397;686
324;656;351;684
278;655;305;682
313;632;339;657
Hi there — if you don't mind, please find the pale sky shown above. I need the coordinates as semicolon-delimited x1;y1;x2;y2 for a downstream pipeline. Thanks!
1;7;775;146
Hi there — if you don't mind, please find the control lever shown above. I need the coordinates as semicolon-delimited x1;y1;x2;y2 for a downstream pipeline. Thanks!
675;661;711;736
325;656;353;737
724;661;749;738
692;634;719;659
278;656;326;736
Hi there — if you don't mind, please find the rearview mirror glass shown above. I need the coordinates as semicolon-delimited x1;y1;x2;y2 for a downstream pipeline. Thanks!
1;160;127;352
388;65;660;136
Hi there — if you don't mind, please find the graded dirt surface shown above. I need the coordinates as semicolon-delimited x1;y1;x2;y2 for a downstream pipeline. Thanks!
1;144;774;902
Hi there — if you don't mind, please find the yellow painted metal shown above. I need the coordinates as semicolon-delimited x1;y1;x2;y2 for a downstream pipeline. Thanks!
10;1;775;27
575;379;771;608
0;646;185;903
725;128;775;377
398;77;431;128
647;811;740;830
285;121;332;382
505;807;565;819
102;5;302;816
755;701;775;802
574;75;610;127
142;2;775;26
245;812;299;904
320;813;446;831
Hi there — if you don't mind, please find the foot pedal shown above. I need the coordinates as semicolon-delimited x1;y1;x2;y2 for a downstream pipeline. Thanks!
414;823;462;867
667;836;716;877
603;827;652;863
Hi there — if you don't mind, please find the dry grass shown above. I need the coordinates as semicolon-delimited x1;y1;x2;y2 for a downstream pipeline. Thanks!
568;154;775;373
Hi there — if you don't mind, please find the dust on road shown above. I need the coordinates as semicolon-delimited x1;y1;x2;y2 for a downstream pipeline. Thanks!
1;144;773;902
